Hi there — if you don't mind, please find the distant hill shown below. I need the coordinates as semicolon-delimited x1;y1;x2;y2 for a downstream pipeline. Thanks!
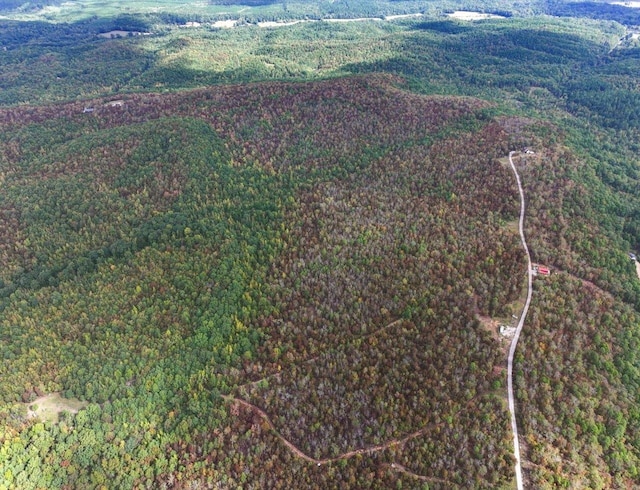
548;1;640;25
0;0;62;11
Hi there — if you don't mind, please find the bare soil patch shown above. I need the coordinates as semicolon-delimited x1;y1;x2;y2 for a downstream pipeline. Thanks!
447;11;506;20
477;314;502;340
212;20;237;29
25;393;88;423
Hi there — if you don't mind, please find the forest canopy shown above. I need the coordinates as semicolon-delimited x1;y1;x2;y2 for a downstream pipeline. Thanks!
1;2;640;489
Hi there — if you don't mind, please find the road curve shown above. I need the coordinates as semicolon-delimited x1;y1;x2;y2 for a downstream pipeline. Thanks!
222;393;479;466
507;151;533;490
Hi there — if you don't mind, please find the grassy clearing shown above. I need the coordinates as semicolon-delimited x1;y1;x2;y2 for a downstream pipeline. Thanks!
447;11;507;21
25;393;88;423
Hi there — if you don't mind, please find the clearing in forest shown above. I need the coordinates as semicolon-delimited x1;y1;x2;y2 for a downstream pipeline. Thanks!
25;393;88;423
447;11;506;21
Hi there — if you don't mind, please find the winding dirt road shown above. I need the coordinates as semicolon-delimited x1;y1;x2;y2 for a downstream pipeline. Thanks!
222;393;476;485
507;151;532;490
221;153;533;486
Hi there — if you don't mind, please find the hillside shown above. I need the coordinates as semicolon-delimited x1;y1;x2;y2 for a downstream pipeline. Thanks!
0;75;519;488
1;2;640;489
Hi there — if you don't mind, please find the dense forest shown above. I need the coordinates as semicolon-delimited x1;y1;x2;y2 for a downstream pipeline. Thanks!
1;1;640;488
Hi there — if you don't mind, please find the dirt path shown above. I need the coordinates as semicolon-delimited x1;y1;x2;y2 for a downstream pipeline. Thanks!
222;394;478;471
224;317;475;483
636;260;640;280
222;153;533;484
507;151;532;490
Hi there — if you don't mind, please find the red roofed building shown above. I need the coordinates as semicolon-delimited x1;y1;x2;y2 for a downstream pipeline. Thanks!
533;264;551;276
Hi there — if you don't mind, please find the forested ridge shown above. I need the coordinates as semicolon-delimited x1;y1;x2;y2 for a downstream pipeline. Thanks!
0;76;520;488
1;2;640;488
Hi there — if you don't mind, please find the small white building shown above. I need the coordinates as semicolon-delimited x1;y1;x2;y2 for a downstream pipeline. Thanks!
499;325;517;338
